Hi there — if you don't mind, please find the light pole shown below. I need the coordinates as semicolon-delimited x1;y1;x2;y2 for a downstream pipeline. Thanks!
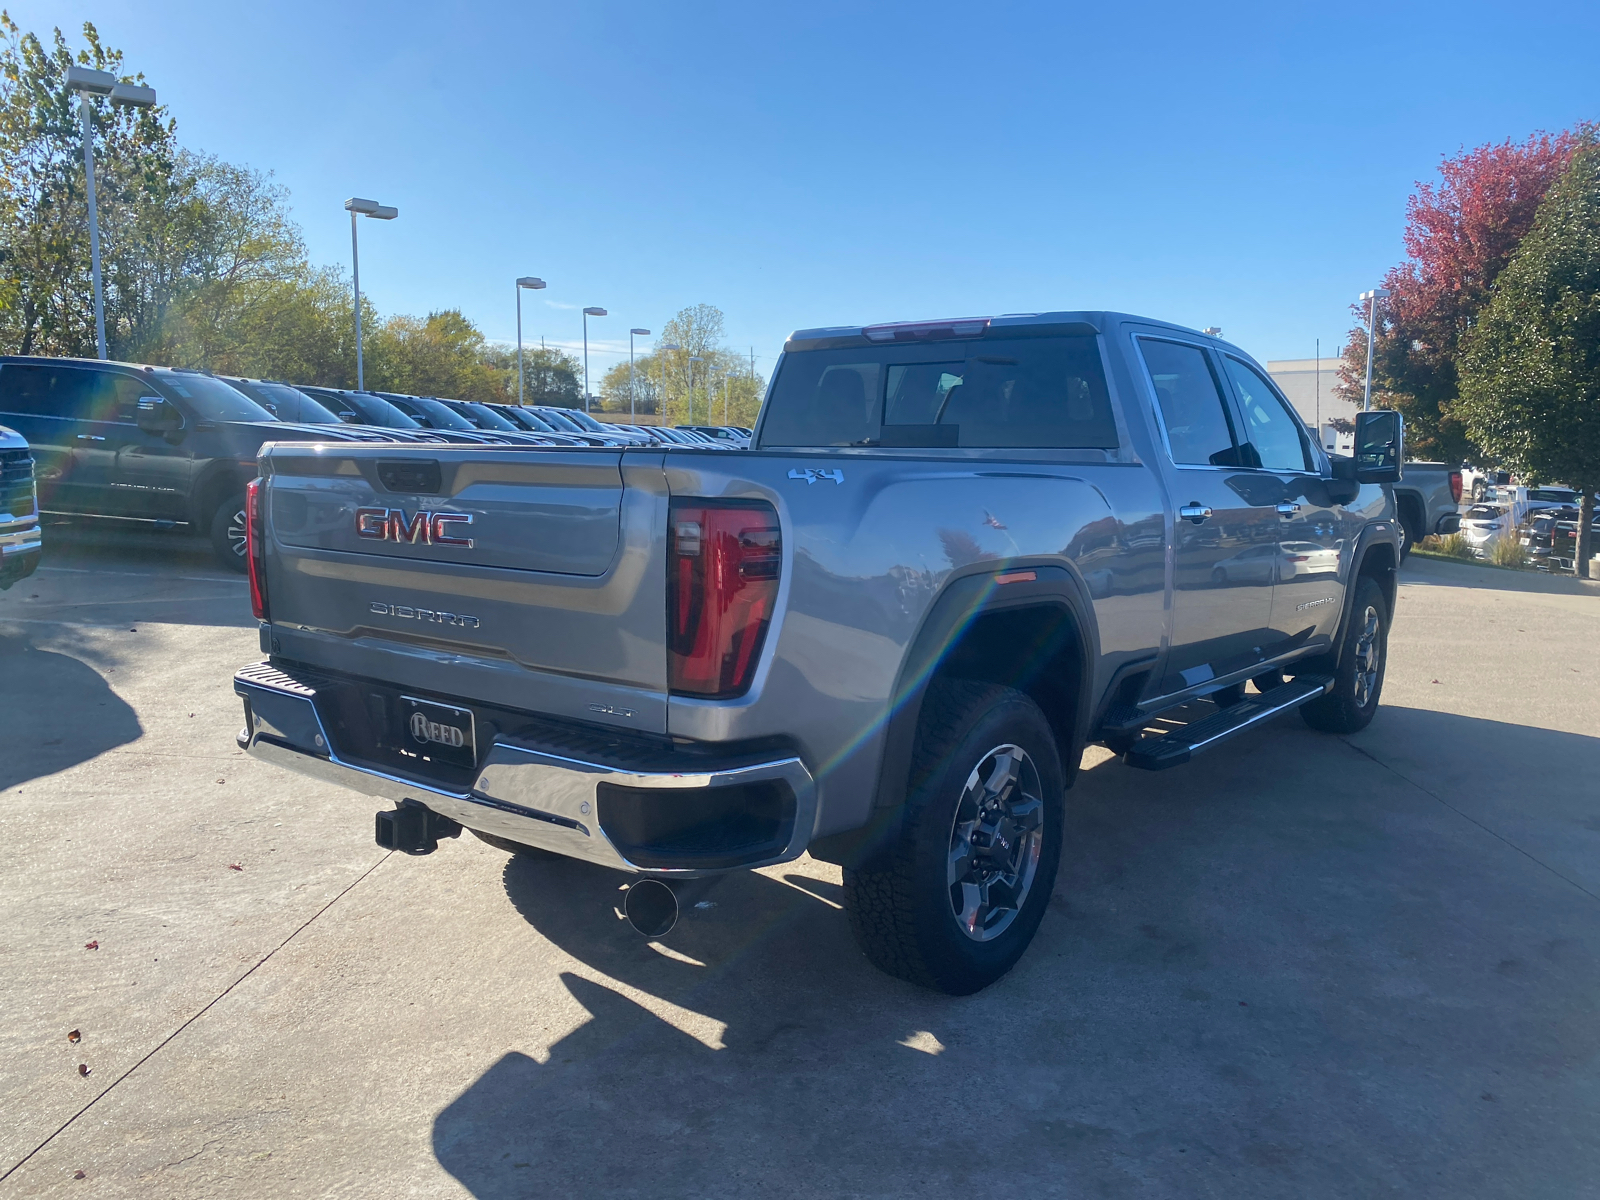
66;66;156;360
345;197;399;390
687;356;704;425
657;343;680;424
516;277;547;404
581;307;607;412
1359;287;1391;412
629;328;650;419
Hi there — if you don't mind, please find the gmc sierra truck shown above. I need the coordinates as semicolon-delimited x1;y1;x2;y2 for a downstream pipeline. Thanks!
234;312;1405;994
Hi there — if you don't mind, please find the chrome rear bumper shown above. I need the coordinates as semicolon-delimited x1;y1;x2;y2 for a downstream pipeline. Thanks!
234;661;816;875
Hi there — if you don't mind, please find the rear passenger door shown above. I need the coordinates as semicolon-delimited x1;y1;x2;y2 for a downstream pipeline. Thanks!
0;363;96;512
1136;337;1284;697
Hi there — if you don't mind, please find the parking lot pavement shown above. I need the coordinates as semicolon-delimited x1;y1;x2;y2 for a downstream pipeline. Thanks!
2;532;1598;1198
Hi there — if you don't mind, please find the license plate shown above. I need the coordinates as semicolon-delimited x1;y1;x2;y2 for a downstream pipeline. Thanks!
398;695;477;769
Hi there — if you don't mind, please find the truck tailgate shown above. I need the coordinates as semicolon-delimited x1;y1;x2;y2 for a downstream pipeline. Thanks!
259;444;671;732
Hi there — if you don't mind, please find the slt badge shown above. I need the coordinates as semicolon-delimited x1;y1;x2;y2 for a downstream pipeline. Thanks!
788;468;844;485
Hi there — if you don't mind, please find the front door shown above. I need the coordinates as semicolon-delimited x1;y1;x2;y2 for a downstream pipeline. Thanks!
1218;355;1347;652
1137;337;1282;697
97;373;192;519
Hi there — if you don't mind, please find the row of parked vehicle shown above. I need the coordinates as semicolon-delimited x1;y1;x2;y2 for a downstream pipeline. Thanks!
1456;484;1598;570
0;354;752;571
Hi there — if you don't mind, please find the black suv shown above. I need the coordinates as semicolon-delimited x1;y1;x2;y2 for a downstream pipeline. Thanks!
0;356;365;571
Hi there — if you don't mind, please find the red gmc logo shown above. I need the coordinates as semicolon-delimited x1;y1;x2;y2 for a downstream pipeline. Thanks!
355;507;474;548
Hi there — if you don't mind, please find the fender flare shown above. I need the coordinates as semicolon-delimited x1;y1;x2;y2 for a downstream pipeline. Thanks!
1328;521;1401;662
808;563;1100;869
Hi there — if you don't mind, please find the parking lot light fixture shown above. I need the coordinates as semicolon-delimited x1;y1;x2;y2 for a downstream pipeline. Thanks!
629;328;651;418
1359;287;1392;412
581;308;608;412
345;198;399;391
69;65;157;360
515;277;547;404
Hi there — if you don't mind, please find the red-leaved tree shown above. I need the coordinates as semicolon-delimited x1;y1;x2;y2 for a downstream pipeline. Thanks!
1338;129;1587;462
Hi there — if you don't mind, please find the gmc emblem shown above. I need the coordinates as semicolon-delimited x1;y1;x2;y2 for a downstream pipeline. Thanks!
355;507;474;548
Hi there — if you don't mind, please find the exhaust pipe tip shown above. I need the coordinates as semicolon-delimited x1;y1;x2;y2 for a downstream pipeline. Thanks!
624;879;678;938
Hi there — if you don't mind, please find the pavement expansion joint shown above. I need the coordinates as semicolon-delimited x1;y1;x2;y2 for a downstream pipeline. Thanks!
1341;736;1600;904
0;852;396;1184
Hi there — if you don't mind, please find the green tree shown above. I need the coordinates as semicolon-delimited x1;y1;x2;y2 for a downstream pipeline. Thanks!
632;304;765;426
0;13;178;357
1457;144;1600;577
493;343;580;407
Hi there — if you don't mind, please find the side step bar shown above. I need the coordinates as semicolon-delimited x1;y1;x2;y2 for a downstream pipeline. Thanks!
1123;675;1334;771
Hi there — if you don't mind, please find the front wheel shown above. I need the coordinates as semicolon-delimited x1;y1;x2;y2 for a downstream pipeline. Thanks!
843;681;1065;995
1300;576;1389;734
209;494;248;573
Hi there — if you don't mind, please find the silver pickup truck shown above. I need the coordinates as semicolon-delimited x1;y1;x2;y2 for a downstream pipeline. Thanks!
234;312;1404;994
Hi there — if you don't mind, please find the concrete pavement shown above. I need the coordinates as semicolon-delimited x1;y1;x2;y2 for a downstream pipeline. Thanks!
2;523;1597;1197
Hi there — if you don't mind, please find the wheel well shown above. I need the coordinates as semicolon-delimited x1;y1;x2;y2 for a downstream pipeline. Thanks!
931;603;1085;769
1395;490;1424;538
191;471;246;532
1357;541;1398;615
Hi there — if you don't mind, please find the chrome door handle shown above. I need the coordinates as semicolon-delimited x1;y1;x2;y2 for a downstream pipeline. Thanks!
1179;503;1212;524
1276;502;1301;516
75;434;106;442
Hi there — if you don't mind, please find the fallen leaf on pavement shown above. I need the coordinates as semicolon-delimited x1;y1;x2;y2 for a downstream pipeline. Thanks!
78;1064;90;1077
228;863;243;871
67;1030;80;1043
84;940;98;950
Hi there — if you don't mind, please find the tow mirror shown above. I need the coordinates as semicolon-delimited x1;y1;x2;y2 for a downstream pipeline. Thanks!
1331;410;1403;485
135;395;183;435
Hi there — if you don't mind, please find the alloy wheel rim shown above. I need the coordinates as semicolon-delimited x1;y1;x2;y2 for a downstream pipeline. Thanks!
947;743;1044;942
1352;604;1382;708
227;509;248;558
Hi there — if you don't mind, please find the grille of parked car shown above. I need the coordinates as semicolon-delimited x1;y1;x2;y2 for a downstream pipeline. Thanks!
0;447;35;517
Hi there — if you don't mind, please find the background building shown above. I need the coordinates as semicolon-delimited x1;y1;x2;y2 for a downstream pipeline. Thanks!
1267;357;1354;453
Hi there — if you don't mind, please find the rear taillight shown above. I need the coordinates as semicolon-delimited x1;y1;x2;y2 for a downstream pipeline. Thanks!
667;499;781;698
1449;471;1463;504
246;477;268;621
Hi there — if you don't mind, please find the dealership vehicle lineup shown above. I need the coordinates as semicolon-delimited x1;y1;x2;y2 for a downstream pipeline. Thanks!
231;311;1407;994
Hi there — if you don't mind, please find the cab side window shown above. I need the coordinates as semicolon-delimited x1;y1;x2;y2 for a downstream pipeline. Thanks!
1223;357;1312;472
1138;339;1240;467
0;364;96;418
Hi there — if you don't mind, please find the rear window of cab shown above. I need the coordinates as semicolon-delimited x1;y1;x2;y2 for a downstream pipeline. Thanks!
759;335;1116;450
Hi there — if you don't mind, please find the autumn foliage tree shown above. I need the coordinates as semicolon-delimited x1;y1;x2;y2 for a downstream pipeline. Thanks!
1339;129;1587;461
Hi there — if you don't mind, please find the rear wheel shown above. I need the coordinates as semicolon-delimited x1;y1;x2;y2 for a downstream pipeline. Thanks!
209;493;248;573
1300;576;1389;734
843;681;1065;995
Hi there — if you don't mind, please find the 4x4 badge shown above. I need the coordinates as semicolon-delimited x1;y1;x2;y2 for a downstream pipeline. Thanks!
788;468;844;485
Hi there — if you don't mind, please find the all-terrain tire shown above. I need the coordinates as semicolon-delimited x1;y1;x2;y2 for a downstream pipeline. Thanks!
470;829;559;859
842;680;1065;995
209;493;249;573
1300;575;1390;735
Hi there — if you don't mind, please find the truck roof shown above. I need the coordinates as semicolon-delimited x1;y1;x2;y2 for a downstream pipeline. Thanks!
783;311;1230;353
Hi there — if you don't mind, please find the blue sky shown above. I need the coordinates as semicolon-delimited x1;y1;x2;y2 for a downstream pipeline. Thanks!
11;0;1598;384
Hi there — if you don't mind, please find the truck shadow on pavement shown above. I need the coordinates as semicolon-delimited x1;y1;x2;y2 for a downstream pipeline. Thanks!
432;709;1600;1199
0;632;142;791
